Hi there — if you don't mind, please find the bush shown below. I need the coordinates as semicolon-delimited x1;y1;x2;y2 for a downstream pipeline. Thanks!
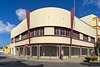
92;56;98;61
85;56;98;62
85;57;93;62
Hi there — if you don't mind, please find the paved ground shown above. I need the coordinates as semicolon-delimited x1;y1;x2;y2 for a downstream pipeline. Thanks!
0;53;100;67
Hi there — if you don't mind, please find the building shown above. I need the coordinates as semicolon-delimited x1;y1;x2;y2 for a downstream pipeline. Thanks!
10;7;96;59
80;14;100;54
80;14;100;46
3;45;11;54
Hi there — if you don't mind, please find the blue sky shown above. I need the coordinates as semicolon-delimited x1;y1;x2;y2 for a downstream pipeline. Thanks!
0;0;100;47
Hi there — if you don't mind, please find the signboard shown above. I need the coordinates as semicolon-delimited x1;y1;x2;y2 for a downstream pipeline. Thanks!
25;44;28;48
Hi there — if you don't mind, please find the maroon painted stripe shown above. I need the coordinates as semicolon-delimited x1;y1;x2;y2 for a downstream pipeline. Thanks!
26;9;30;44
80;47;82;57
37;45;39;59
94;39;95;56
69;45;71;58
15;43;94;48
11;26;95;39
70;7;75;58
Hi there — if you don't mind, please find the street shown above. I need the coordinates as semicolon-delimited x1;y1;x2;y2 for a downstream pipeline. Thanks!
0;53;100;67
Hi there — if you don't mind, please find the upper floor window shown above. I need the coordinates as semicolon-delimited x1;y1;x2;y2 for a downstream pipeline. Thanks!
30;29;34;37
61;28;65;35
73;31;79;38
15;36;19;42
40;28;44;35
22;32;28;39
54;28;59;35
35;29;39;36
54;27;70;36
66;30;70;36
11;38;14;43
91;37;94;43
83;34;88;41
30;27;44;37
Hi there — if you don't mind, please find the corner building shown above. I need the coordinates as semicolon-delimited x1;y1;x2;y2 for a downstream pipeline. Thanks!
10;7;96;59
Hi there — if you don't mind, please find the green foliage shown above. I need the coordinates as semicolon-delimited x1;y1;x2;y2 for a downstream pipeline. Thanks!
85;56;98;62
92;56;98;61
85;57;93;62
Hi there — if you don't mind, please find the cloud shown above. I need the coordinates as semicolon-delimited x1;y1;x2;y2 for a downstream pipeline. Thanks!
16;8;26;21
0;20;15;33
95;0;100;8
82;0;94;6
82;0;100;8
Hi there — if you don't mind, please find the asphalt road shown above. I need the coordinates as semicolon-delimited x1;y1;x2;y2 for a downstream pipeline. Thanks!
0;53;100;67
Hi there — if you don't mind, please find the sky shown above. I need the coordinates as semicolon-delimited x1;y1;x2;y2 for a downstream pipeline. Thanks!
0;0;100;47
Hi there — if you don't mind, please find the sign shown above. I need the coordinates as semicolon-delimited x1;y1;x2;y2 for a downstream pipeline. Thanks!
25;44;28;48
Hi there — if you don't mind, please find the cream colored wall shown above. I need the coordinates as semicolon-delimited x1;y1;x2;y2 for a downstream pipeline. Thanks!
14;39;29;46
92;14;97;26
11;19;27;38
80;14;97;27
10;43;16;55
74;17;96;38
30;36;70;44
98;29;100;35
72;39;94;47
44;27;54;35
19;35;21;40
30;7;71;29
80;15;92;26
88;37;90;42
80;33;83;40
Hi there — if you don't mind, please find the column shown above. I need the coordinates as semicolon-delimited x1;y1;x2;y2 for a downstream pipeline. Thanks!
87;48;89;56
30;46;32;57
57;46;58;57
80;47;82;57
26;47;27;57
43;46;45;56
59;45;62;58
14;47;16;55
69;45;71;58
23;47;25;56
37;45;40;60
18;47;20;57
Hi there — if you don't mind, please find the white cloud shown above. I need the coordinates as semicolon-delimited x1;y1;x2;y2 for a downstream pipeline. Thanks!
82;0;94;6
16;8;26;21
82;0;100;8
0;20;15;33
95;0;100;8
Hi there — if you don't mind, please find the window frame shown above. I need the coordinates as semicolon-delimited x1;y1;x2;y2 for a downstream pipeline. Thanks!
72;31;79;39
83;34;88;41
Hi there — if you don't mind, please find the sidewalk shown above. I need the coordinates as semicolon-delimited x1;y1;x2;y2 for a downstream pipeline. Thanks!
2;53;90;63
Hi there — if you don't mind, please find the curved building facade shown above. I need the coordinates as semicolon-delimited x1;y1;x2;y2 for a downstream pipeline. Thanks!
10;7;96;59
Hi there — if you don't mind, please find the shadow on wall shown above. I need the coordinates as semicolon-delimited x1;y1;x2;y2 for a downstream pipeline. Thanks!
0;61;44;67
80;62;100;66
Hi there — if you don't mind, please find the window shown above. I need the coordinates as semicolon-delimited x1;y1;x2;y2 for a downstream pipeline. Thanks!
30;27;44;36
91;37;94;43
54;28;59;35
66;30;70;36
61;28;65;35
15;36;19;42
35;29;39;36
40;28;44;35
22;32;28;39
11;38;14;43
83;35;88;41
72;31;79;38
30;30;34;37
